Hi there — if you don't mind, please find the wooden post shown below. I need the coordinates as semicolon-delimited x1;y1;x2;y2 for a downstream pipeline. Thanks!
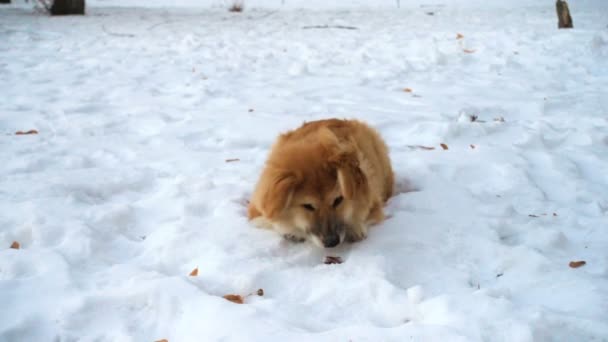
51;0;85;15
556;0;573;29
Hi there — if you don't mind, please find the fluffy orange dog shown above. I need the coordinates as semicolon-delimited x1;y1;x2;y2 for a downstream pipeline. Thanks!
248;119;394;248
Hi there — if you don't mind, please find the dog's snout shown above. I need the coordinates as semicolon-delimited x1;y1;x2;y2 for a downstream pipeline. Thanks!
312;217;345;248
323;234;340;248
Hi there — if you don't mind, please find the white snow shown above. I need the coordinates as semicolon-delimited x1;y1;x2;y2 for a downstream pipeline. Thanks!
1;1;608;341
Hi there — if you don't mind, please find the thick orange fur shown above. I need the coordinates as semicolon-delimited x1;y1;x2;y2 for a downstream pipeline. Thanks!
248;119;394;247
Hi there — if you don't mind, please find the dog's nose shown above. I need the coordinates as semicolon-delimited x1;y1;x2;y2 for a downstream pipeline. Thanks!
323;235;340;248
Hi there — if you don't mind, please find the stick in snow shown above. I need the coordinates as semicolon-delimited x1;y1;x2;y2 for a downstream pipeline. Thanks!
556;0;573;29
302;25;358;30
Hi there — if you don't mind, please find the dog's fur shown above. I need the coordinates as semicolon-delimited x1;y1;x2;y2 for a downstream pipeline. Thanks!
247;119;394;248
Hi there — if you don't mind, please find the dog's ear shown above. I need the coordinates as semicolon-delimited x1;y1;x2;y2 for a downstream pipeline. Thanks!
318;127;340;150
260;169;299;218
332;149;367;199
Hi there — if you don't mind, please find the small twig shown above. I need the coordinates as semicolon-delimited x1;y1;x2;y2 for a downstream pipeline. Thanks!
147;19;182;31
255;10;278;20
101;25;136;38
302;25;358;30
407;145;435;151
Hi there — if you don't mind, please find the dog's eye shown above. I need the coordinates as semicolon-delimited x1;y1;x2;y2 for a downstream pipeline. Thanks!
332;196;344;208
302;204;315;211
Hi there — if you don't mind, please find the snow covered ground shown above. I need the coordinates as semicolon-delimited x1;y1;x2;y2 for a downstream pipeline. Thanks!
1;1;608;341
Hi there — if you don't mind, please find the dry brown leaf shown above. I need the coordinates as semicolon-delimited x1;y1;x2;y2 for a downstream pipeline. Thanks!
569;261;586;268
225;158;240;163
324;256;343;264
456;33;464;39
15;130;38;135
155;339;168;342
223;294;244;304
10;241;20;249
440;143;449;150
463;49;476;54
189;267;198;276
403;88;413;93
470;144;476;149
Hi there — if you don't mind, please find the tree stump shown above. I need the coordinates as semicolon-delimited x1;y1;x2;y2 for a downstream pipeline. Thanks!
51;0;85;15
556;0;573;29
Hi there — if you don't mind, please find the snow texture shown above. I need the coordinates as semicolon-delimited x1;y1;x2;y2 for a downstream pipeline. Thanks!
1;1;608;341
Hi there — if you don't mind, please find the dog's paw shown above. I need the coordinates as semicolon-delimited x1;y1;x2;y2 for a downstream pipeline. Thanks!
283;234;306;243
250;216;273;230
345;227;368;243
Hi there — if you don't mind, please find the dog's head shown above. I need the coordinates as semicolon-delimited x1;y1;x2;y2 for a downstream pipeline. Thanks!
258;128;368;248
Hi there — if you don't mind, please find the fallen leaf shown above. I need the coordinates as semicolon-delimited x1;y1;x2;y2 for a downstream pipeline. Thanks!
225;158;240;163
569;261;586;268
10;241;20;249
456;33;464;39
469;115;478;122
223;294;244;304
529;214;539;218
248;109;254;112
408;145;435;150
403;88;413;93
494;117;505;123
463;49;476;54
189;267;198;276
324;256;343;264
440;143;449;150
155;339;168;342
553;213;558;217
470;144;476;149
15;130;38;135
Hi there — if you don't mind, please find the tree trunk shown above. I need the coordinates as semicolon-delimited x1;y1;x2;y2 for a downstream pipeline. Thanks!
51;0;85;15
556;0;573;29
0;0;11;4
